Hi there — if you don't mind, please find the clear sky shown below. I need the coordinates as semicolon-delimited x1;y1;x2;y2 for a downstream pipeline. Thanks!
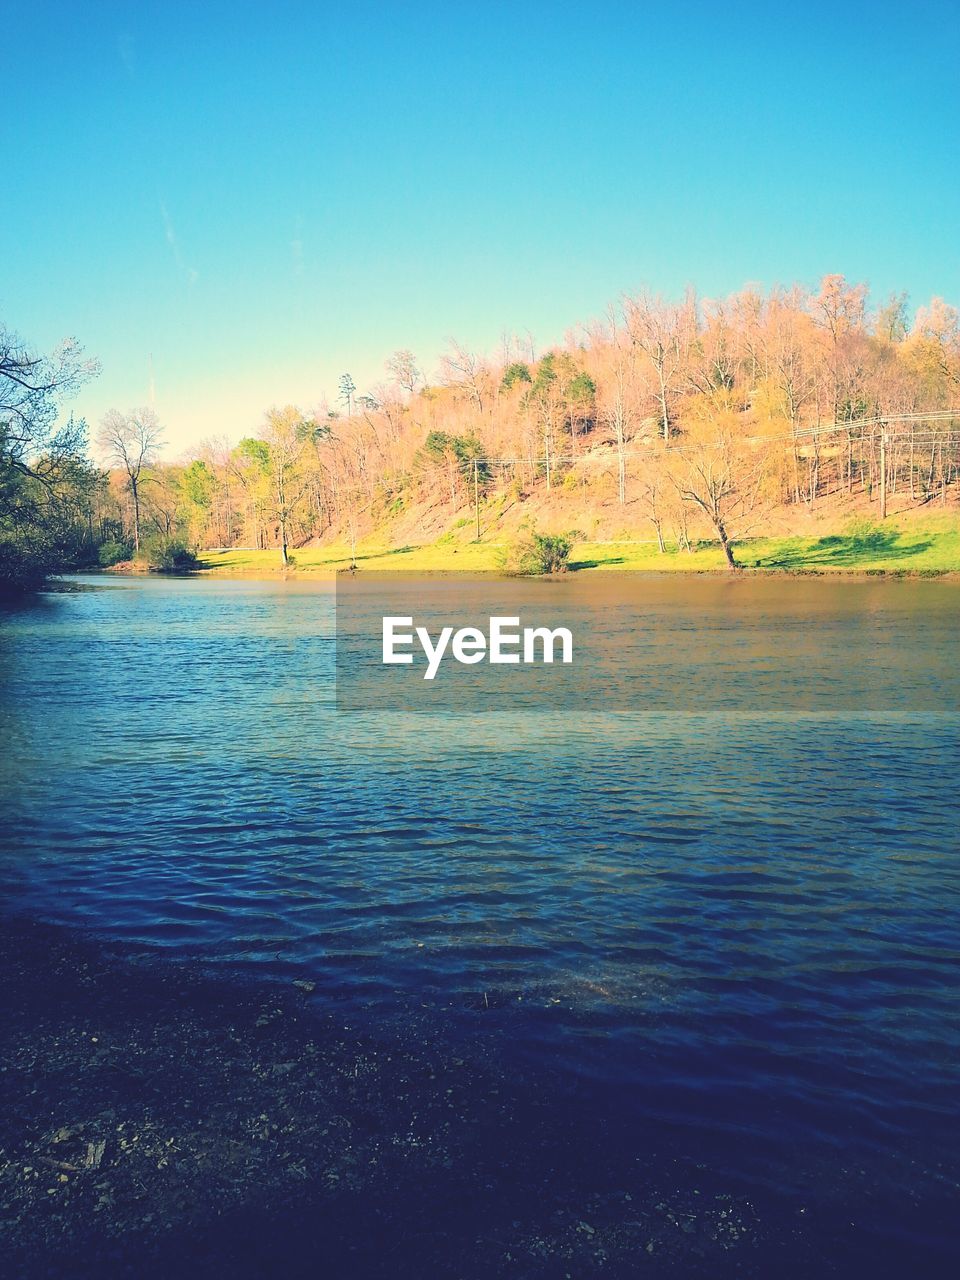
4;0;959;456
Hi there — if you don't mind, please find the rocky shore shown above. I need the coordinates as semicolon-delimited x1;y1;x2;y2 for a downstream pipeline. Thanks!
0;915;951;1278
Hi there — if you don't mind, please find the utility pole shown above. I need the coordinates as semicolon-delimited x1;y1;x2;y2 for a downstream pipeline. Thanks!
473;458;481;541
879;424;887;520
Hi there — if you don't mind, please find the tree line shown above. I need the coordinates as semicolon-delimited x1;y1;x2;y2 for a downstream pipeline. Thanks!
3;275;959;588
0;327;102;590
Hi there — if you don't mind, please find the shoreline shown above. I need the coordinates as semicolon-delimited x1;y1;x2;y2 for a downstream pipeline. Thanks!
2;913;956;1278
0;913;757;1279
88;561;960;582
94;565;960;583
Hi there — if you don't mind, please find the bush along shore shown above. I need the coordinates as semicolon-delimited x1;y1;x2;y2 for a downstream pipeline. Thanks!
2;915;956;1279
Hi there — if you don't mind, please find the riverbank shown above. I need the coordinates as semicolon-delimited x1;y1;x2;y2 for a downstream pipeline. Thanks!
0;915;773;1280
187;514;960;579
2;915;957;1278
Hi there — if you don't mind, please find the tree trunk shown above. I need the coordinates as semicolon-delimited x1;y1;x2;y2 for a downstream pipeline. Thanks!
131;476;141;552
276;464;289;564
657;368;669;440
791;429;802;504
676;507;691;553
715;517;738;569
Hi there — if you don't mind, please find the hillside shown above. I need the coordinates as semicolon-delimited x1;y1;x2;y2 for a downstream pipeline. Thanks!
81;274;960;582
195;486;960;578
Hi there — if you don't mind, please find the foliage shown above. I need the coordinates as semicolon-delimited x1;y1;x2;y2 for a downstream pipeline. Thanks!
501;362;532;391
236;437;270;468
418;431;490;485
0;324;102;591
338;373;356;415
567;371;597;408
498;526;584;575
98;538;132;567
141;538;200;573
532;352;558;392
182;459;215;508
77;273;960;570
0;464;102;589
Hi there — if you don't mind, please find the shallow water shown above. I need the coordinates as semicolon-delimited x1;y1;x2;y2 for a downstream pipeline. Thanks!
1;573;959;1267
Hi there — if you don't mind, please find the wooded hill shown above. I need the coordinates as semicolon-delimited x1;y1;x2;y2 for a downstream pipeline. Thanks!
96;276;960;569
5;275;960;585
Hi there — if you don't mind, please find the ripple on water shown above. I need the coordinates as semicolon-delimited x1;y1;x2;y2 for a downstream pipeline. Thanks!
1;574;959;1261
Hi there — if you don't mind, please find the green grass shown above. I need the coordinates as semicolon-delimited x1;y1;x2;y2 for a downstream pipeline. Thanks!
573;523;960;574
196;541;502;575
197;518;960;579
745;523;960;573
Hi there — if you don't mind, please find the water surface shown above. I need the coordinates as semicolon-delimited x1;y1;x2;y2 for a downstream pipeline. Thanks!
1;573;958;1270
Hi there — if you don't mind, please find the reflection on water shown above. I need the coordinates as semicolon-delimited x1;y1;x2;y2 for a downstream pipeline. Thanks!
1;573;959;1263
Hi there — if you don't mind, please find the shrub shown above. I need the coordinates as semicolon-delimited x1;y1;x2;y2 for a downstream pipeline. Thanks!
142;539;200;573
0;532;57;593
97;539;132;567
498;526;584;575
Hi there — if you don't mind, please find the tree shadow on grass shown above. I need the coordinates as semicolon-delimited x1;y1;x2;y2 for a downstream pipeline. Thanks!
754;529;931;569
568;556;627;569
313;546;418;568
201;547;423;571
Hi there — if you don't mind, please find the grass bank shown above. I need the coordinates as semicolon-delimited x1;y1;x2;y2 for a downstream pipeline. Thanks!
194;516;960;579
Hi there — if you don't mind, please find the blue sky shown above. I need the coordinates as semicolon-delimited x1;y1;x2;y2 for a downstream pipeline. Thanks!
3;0;959;455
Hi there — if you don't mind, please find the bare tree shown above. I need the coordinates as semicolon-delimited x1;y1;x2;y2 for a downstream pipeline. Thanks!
763;290;821;503
911;297;960;395
262;406;329;565
811;274;868;423
673;407;770;569
97;408;164;551
386;350;420;397
638;444;672;551
604;359;630;504
440;339;489;414
366;382;404;444
1;326;99;487
624;290;697;440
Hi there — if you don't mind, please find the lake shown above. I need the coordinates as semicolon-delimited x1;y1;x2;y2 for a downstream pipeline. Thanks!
1;573;958;1273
